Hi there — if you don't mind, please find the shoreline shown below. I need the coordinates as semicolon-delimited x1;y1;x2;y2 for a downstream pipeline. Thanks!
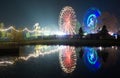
0;39;120;49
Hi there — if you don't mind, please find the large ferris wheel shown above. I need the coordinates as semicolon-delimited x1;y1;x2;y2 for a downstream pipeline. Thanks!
83;8;101;34
59;6;77;35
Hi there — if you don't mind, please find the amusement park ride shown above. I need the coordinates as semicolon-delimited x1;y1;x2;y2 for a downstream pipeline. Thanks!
59;6;77;35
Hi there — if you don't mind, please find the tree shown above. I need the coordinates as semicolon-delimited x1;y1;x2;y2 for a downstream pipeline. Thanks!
76;21;81;34
0;22;7;39
78;27;84;38
98;25;112;39
100;25;108;34
0;22;4;29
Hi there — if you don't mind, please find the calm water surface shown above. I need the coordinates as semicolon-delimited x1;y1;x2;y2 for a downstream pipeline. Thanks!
0;45;120;78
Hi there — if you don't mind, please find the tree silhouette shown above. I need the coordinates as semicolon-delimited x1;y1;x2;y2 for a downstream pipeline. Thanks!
100;25;108;34
98;25;112;39
78;27;83;38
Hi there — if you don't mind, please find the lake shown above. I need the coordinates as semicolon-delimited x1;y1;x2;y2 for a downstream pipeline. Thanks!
0;45;120;78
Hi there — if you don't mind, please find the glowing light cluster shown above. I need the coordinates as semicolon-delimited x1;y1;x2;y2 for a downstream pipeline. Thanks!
56;31;66;36
0;25;66;38
84;8;101;34
0;23;53;38
59;46;77;73
59;6;77;35
83;47;101;72
0;23;50;37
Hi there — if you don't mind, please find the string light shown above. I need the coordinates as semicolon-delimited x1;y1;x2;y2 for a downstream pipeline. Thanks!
0;26;54;36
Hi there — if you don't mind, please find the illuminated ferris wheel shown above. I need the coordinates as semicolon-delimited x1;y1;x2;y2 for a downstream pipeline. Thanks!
83;8;101;34
59;46;77;73
59;6;77;35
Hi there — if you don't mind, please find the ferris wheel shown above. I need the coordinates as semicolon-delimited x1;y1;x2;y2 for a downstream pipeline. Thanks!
83;7;101;34
59;6;77;35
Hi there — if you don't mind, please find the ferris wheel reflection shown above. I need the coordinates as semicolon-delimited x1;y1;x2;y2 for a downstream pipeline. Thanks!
82;47;102;72
59;46;77;73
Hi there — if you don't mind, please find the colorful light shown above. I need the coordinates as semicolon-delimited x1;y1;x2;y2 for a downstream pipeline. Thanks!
59;46;77;73
87;48;98;64
59;6;77;35
84;7;101;34
83;47;101;72
0;24;53;39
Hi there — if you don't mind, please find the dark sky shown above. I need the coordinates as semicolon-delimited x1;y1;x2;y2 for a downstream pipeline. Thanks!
0;0;120;29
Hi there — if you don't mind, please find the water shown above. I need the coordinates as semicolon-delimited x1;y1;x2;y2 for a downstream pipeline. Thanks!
0;45;120;78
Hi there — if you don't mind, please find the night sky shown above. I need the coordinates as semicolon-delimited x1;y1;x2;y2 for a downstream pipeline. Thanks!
0;0;120;29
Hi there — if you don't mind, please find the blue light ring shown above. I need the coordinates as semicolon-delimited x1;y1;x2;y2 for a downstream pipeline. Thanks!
83;47;102;72
87;48;98;64
83;7;101;33
87;14;97;30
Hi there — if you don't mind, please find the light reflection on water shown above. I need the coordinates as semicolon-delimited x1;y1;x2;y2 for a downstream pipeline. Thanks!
19;45;65;61
59;46;77;73
0;45;119;74
82;47;102;72
0;45;65;66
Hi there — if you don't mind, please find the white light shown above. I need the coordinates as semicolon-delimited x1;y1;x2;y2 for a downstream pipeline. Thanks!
98;46;102;51
56;31;66;36
108;32;113;36
34;23;39;27
115;35;118;39
84;33;88;36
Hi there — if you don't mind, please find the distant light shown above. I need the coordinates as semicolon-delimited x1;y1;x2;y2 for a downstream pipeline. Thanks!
108;32;113;35
84;33;88;36
56;31;66;36
34;23;39;27
98;46;102;51
113;34;118;39
108;32;118;39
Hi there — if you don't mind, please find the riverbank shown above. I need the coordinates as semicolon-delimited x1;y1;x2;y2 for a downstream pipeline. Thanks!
0;39;120;49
